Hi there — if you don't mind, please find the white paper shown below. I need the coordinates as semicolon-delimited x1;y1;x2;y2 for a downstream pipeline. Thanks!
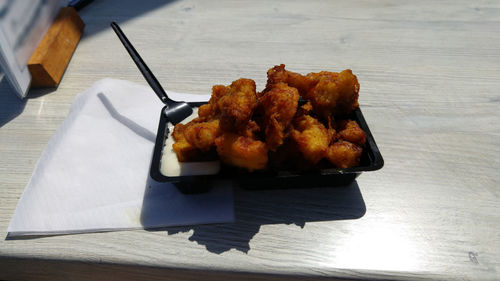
7;78;231;237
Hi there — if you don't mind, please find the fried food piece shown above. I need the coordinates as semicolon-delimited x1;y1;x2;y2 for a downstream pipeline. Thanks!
211;85;231;104
197;104;215;121
264;65;359;117
197;85;230;121
172;141;200;162
172;66;364;171
171;123;202;162
326;116;338;144
305;71;338;84
240;120;261;139
337;120;366;146
287;72;316;96
217;78;258;132
172;79;258;163
290;115;330;164
259;82;299;150
264;64;315;96
264;64;289;91
183;119;221;152
326;140;362;168
172;123;187;142
269;139;317;171
298;101;313;115
215;133;268;171
304;69;359;117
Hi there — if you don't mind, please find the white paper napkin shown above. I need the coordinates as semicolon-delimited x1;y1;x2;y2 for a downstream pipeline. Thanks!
7;78;234;237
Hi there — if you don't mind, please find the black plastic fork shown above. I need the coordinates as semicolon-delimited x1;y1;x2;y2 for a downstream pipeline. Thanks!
110;22;193;124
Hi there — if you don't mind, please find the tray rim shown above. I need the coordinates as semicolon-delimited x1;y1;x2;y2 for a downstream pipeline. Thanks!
150;103;384;183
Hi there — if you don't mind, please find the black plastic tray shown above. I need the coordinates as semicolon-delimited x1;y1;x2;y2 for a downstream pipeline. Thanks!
150;103;383;193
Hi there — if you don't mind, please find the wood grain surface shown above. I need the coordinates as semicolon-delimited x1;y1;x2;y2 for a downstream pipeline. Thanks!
1;0;499;280
28;7;85;87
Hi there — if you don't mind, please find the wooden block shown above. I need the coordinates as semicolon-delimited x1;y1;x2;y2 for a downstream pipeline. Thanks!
28;7;84;87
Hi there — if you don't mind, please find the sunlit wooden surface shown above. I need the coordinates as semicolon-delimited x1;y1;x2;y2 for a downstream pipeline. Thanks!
1;0;499;280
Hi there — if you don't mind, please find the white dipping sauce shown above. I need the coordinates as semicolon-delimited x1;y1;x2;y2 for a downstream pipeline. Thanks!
160;108;221;177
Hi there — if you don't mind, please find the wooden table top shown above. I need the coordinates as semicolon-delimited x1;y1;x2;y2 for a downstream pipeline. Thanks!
1;0;499;280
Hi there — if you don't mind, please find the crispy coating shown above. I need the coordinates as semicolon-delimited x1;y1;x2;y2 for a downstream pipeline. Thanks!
287;71;316;96
264;65;360;118
183;119;221;152
326;116;338;144
197;104;215;121
172;79;259;165
326;140;362;168
217;78;258;132
172;123;187;142
171;123;202;162
172;141;200;162
196;85;228;121
290;115;330;164
305;71;339;84
259;82;299;150
240;120;261;139
298;101;314;115
264;64;289;91
215;133;268;171
264;64;315;96
172;66;365;171
305;69;359;117
211;85;230;104
337;120;366;146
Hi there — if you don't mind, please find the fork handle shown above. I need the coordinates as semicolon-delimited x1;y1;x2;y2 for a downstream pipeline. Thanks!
110;21;173;105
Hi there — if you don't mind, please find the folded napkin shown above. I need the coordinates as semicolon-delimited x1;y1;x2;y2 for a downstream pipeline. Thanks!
7;78;234;237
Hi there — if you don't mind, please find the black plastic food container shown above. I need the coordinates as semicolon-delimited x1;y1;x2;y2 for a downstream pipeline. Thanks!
150;103;383;193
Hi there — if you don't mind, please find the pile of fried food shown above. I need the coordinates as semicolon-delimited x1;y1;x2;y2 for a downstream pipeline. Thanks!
172;64;366;172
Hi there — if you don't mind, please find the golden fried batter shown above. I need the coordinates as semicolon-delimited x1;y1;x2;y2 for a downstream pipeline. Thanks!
264;64;314;96
337;120;366;146
326;140;362;168
217;78;258;132
290;115;330;164
264;64;289;91
287;71;317;96
172;79;260;166
259;82;299;150
240;120;261;139
196;85;227;121
183;119;221;152
197;104;214;121
298;101;314;115
304;69;359;117
171;66;366;171
171;123;202;162
215;133;268;171
172;123;187;142
265;65;360;118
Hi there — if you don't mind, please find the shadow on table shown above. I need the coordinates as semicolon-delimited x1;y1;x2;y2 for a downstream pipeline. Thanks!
78;0;180;38
0;78;58;127
97;93;156;142
144;181;366;254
